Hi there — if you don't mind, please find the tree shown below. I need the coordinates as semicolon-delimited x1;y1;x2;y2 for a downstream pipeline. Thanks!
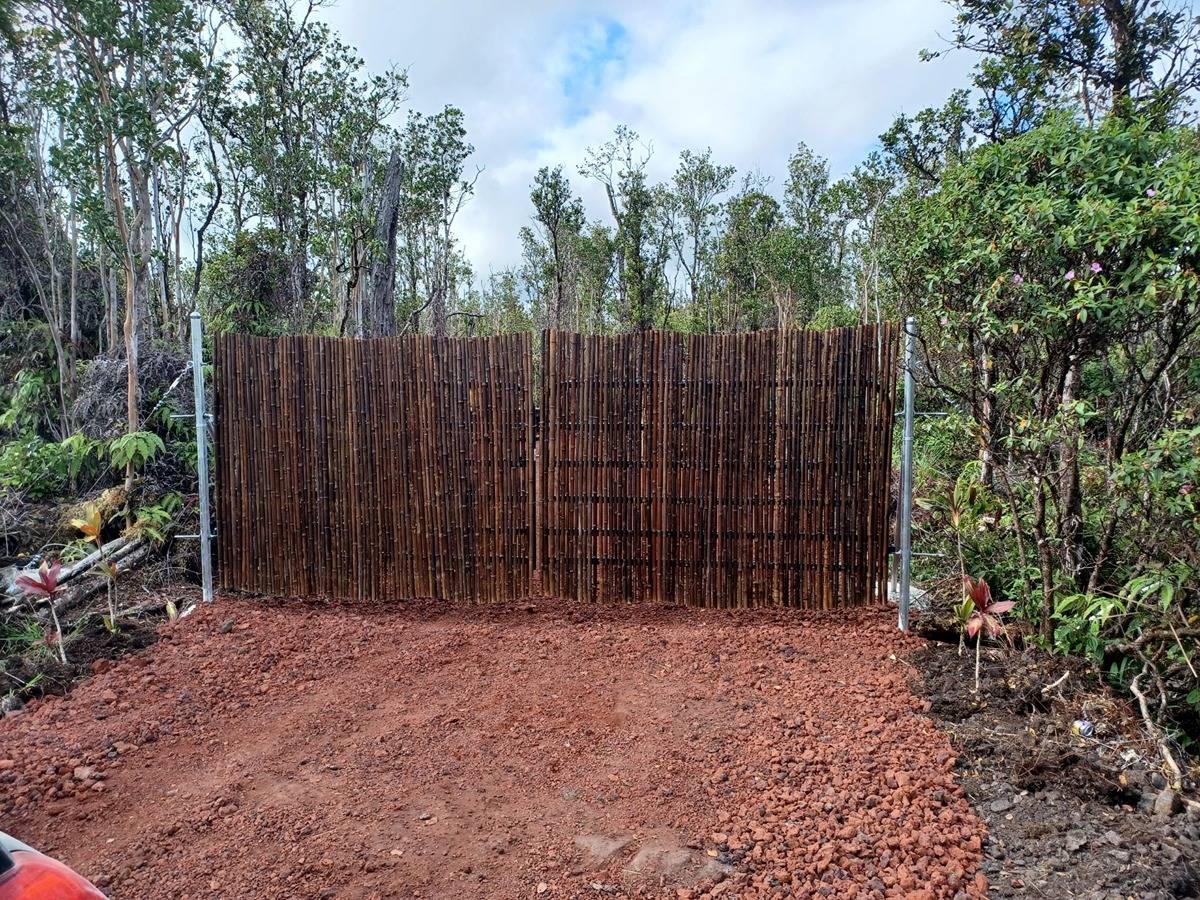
0;37;78;435
664;148;734;332
581;126;669;331
396;106;476;336
825;153;898;325
200;226;290;335
35;0;209;492
881;91;974;188
716;179;781;331
941;0;1200;127
892;116;1200;637
223;0;405;331
782;142;842;318
527;165;584;330
575;223;616;332
361;146;404;336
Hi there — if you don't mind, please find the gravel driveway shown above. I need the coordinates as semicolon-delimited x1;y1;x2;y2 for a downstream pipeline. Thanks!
0;598;986;898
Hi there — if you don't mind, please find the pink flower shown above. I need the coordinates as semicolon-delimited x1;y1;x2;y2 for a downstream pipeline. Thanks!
1090;262;1102;274
1065;269;1076;281
1011;273;1024;285
1146;188;1157;197
1182;483;1194;496
15;560;62;598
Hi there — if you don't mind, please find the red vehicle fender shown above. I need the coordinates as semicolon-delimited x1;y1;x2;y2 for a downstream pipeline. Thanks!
0;831;107;899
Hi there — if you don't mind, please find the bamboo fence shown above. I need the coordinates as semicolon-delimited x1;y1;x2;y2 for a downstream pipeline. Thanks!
213;332;533;601
538;325;898;608
214;324;897;607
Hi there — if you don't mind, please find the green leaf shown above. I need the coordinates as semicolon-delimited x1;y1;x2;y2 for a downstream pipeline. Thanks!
109;431;166;472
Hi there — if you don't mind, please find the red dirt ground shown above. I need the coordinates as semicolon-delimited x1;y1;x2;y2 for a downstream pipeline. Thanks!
0;598;987;899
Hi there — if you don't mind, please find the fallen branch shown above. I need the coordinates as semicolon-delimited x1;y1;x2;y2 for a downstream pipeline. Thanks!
1129;666;1184;789
1111;627;1200;654
1041;671;1070;695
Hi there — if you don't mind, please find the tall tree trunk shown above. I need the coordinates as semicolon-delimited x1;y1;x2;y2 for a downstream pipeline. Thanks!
1058;351;1085;584
1033;471;1056;641
363;148;404;337
151;168;171;341
115;155;152;500
550;230;563;330
979;340;995;487
431;284;448;337
68;201;79;362
1102;0;1137;108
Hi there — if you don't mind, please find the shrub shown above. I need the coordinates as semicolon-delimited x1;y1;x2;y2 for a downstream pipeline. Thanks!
892;114;1200;745
0;437;70;498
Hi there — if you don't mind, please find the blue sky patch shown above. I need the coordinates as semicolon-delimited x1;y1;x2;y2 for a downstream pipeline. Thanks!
560;18;629;122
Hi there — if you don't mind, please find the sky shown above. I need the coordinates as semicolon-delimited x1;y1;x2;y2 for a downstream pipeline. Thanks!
317;0;974;278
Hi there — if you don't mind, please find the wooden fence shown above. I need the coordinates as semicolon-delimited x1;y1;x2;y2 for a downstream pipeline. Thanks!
214;324;897;607
213;333;533;601
539;325;898;608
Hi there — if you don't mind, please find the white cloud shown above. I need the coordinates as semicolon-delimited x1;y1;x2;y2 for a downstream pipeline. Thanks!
318;0;972;276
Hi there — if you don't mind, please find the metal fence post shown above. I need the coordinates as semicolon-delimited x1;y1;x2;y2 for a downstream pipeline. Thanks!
190;310;214;603
898;316;917;631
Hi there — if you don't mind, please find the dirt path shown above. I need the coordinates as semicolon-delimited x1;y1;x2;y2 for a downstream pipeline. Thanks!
1;599;986;899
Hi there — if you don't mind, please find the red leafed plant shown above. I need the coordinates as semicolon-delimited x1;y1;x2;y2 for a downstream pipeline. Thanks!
15;560;68;664
963;576;1015;638
962;575;1015;693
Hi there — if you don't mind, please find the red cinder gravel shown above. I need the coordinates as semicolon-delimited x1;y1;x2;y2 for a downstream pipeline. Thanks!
0;598;986;898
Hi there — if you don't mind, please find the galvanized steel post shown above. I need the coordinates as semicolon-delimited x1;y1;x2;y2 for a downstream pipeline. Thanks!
191;310;214;603
898;316;917;631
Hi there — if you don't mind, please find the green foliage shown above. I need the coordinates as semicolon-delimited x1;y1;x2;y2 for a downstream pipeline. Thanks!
579;126;672;330
910;419;1034;608
201;228;291;335
0;437;65;497
941;0;1200;129
808;304;859;330
1052;592;1121;658
1114;424;1200;557
59;433;103;482
0;430;106;497
129;491;182;544
108;431;165;473
898;112;1200;738
0;367;55;434
953;597;975;630
1054;563;1198;731
0;617;46;657
898;115;1200;614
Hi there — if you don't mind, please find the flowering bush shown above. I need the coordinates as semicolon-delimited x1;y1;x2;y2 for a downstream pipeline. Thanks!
893;115;1200;738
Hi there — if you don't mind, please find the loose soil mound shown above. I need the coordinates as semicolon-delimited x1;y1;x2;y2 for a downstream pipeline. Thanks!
2;599;986;899
915;642;1200;898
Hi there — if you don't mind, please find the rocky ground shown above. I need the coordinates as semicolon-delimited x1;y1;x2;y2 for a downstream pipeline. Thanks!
914;642;1200;899
1;597;984;899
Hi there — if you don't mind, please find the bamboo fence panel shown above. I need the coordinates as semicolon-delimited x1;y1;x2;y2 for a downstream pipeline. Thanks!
213;332;533;601
539;324;898;608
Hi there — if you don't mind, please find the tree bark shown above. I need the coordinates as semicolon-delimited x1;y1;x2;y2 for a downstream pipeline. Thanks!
1058;351;1084;585
363;147;404;337
1033;471;1056;641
